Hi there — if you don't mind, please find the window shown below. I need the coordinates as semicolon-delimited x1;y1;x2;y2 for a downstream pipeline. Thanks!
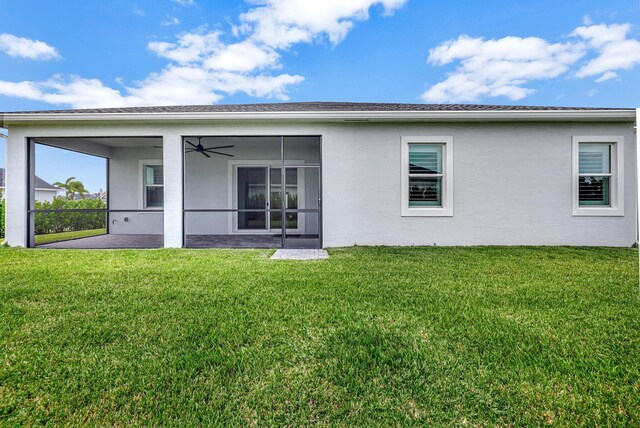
143;163;163;209
401;136;453;216
572;136;623;216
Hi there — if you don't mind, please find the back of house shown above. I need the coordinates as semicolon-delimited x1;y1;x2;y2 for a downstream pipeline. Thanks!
0;102;637;248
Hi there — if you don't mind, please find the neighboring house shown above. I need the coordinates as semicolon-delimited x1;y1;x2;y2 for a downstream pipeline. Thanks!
0;168;59;203
0;102;637;249
83;190;107;201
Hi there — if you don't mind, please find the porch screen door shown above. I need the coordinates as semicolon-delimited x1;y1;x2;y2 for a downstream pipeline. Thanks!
283;165;321;249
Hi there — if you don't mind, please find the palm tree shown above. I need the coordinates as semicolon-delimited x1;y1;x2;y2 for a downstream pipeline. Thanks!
53;177;90;200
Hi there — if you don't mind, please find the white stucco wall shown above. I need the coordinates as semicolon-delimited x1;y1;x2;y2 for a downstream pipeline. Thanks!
322;122;636;247
3;120;637;247
34;189;57;203
108;146;164;234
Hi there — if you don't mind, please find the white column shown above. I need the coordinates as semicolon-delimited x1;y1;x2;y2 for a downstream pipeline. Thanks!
5;136;33;247
162;132;184;248
636;108;639;270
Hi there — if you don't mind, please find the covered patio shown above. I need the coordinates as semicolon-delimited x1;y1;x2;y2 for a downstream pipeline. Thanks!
16;134;322;249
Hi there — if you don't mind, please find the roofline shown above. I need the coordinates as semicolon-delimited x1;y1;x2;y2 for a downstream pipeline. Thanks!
0;108;636;127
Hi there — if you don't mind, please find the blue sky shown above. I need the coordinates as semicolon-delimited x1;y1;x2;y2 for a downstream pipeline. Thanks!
0;0;639;191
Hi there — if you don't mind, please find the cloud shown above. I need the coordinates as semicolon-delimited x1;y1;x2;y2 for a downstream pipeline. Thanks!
0;76;127;108
422;35;584;103
0;33;60;60
172;0;196;5
0;0;403;108
148;31;280;72
238;0;407;48
133;6;146;17
422;21;640;103
204;41;280;72
572;23;640;81
162;15;181;26
148;31;223;63
594;71;618;82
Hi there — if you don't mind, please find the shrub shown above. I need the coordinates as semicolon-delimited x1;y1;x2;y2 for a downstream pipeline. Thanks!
34;198;106;235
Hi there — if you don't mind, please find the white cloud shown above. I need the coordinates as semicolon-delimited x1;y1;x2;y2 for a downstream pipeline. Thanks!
0;33;60;60
0;0;403;108
587;89;598;96
148;31;280;72
422;20;640;103
148;31;223;63
422;35;584;103
172;0;196;5
238;0;407;48
572;23;640;81
162;15;181;26
594;71;618;82
203;41;280;72
133;6;146;17
0;76;127;108
0;67;304;108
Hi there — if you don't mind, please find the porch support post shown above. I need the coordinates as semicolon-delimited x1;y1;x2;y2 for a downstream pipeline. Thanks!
162;132;184;248
5;136;34;247
635;108;639;277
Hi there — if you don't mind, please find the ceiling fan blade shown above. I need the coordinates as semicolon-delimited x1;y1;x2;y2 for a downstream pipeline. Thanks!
185;140;197;149
153;145;163;149
201;151;211;158
205;150;234;157
204;145;234;150
185;148;196;153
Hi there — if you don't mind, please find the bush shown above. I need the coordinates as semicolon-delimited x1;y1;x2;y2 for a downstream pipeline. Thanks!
34;198;106;235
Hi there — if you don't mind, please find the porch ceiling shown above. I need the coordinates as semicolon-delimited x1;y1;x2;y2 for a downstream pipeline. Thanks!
36;136;162;149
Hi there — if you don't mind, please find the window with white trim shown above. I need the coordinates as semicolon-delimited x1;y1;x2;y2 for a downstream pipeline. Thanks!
572;136;623;216
143;163;164;209
401;136;453;216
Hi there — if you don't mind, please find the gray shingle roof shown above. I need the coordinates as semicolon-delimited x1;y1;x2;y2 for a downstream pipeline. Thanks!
1;101;632;114
0;168;58;189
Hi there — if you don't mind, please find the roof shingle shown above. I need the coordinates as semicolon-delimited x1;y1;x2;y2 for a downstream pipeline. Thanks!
1;101;632;115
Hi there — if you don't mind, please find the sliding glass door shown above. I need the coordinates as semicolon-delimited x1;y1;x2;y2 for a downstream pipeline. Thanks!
236;166;303;233
237;166;268;230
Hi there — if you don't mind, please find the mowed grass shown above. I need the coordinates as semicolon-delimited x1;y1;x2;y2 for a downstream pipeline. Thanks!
0;247;638;426
35;228;106;245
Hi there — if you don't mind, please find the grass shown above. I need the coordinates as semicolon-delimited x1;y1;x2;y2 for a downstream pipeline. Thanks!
34;228;106;245
0;246;638;426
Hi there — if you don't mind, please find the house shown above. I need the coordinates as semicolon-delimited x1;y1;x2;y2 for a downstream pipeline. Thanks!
0;102;637;249
0;168;59;203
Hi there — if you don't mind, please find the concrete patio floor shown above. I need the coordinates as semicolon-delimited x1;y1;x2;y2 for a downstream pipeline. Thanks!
37;234;320;249
37;234;164;249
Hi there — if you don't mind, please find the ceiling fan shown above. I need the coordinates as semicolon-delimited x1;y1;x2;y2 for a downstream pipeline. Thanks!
154;137;234;158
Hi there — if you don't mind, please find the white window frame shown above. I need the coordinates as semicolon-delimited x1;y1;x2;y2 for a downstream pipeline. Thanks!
572;136;624;216
401;136;453;217
139;159;164;210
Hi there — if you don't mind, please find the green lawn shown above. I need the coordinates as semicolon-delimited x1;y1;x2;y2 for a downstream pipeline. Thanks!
34;228;106;245
0;247;638;426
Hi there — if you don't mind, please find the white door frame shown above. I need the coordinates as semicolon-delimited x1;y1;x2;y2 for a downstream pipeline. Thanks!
228;160;305;234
